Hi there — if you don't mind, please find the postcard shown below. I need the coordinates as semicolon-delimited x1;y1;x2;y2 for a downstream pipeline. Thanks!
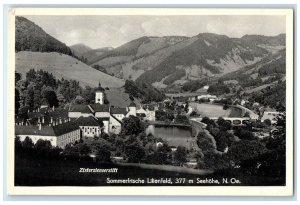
7;7;294;196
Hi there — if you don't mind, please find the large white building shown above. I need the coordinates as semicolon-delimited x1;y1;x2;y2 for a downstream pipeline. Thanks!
75;116;104;138
67;91;138;134
15;121;80;148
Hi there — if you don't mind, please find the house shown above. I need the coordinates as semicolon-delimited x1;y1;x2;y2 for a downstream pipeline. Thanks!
90;104;110;118
111;107;127;121
109;115;123;134
15;121;81;148
126;102;137;117
136;106;155;121
68;105;93;118
197;94;217;102
75;116;104;138
261;111;280;124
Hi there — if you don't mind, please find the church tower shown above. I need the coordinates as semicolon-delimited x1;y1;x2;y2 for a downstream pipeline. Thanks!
95;90;104;104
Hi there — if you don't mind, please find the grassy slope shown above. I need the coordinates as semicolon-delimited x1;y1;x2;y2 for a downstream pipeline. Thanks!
15;51;125;88
105;87;140;108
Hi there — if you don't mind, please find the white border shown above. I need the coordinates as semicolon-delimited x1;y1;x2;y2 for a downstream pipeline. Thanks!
7;7;294;196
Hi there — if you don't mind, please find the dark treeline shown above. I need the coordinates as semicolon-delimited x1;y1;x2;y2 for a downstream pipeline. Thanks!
196;114;286;185
124;80;165;103
15;69;104;116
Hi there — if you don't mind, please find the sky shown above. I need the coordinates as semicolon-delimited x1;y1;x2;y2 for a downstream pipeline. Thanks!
24;15;286;49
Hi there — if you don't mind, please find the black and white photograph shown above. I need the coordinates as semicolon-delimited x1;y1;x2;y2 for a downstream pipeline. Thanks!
7;7;294;196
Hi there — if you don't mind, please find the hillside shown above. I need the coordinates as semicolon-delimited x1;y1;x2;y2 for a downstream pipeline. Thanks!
70;43;92;57
15;51;125;88
15;16;73;56
88;33;285;87
82;47;114;64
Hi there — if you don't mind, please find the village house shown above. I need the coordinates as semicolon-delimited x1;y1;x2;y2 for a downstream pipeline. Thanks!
68;104;93;118
136;105;156;121
75;116;104;138
261;110;280;124
15;121;80;148
111;107;128;121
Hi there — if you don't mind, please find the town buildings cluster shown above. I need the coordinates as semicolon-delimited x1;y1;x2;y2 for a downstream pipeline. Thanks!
15;90;156;148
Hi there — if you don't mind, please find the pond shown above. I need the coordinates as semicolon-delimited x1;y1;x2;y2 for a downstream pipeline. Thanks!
146;124;195;149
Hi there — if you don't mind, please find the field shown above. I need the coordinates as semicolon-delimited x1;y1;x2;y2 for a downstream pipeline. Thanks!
15;51;125;88
190;103;243;118
190;103;230;118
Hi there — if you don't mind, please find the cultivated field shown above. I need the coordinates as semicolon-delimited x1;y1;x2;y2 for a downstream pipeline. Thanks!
190;103;231;118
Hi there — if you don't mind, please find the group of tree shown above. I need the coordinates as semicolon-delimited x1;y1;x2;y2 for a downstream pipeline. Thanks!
124;80;165;103
196;114;286;184
15;69;109;116
207;83;230;96
247;81;286;111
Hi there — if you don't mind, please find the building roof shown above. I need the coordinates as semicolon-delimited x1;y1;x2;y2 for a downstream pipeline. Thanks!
165;92;207;98
28;112;44;119
129;101;136;107
111;107;127;115
97;117;110;122
110;114;123;125
89;104;110;112
69;104;92;113
48;108;68;118
15;121;79;137
75;116;104;127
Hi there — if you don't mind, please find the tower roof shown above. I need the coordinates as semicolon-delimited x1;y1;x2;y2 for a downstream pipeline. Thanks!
129;101;136;107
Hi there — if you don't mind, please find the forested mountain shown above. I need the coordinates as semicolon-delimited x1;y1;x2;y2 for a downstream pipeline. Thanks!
15;16;125;88
88;33;285;87
15;16;73;56
70;43;92;57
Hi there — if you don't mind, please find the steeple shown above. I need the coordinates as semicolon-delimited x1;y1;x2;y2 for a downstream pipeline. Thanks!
95;90;104;104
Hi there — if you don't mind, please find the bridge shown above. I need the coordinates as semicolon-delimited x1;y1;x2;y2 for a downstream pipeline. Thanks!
190;117;251;126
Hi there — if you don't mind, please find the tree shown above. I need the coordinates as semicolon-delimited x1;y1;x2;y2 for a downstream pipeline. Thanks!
96;144;111;163
234;128;255;140
174;115;190;125
22;137;34;150
174;146;187;166
121;116;144;136
15;136;22;152
34;139;52;157
264;119;272;127
197;132;215;152
125;142;146;163
78;143;91;156
42;86;58;107
226;140;267;166
74;95;86;105
244;112;250;118
15;88;20;113
217;117;231;131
